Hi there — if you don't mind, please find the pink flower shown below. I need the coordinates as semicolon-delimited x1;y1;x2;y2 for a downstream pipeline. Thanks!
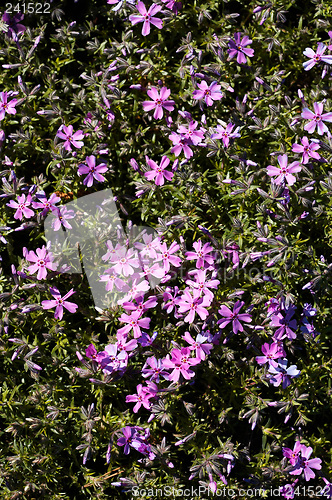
126;384;155;413
291;136;320;164
117;311;151;338
142;87;175;119
266;154;302;186
177;288;211;323
129;2;163;36
228;32;254;64
218;300;252;334
185;269;220;300
0;91;18;120
169;132;194;158
211;123;241;148
185;240;215;268
78;155;108;187
303;43;332;71
144;155;174;186
6;193;34;220
158;241;181;273
162;347;200;382
182;331;213;360
177;121;206;145
192;81;223;107
25;245;57;280
41;287;78;320
99;343;128;373
301;102;332;135
255;342;285;367
56;124;84;151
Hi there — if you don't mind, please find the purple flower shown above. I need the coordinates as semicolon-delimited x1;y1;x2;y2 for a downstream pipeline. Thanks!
303;43;332;71
78;155;108;187
117;311;151;338
41;287;78;320
56;124;84;151
144;155;174;186
0;91;18;121
289;444;322;481
185;240;215;268
270;307;298;340
301;102;332;135
51;206;75;231
117;426;142;455
162;347;200;382
129;2;163;37
2;12;26;39
291;136;320;164
31;191;61;216
142;356;169;382
267;154;301;186
107;0;136;12
182;331;213;360
6;193;34;220
217;301;252;334
192;81;223;107
177;288;211;323
25;245;57;280
211;123;241;148
228;32;254;64
268;358;300;389
99;343;128;373
142;87;175;119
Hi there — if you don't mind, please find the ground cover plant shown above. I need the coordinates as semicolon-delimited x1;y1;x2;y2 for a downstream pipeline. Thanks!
1;0;332;498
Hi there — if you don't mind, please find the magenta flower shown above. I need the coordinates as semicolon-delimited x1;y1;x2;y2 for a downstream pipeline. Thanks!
41;287;78;320
218;300;252;334
177;289;211;323
129;2;163;36
31;191;61;216
117;311;151;338
283;441;303;466
56;124;84;151
144;156;174;186
169;132;193;158
0;91;18;121
6;193;34;220
266;154;301;186
100;344;128;373
211;123;241;148
228;32;254;64
177;120;206;145
291;136;320;164
185;269;220;300
126;384;154;413
162;347;200;382
192;81;223;107
289;444;322;481
117;426;143;455
142;87;175;119
185;240;215;269
25;245;57;280
78;155;108;187
301;102;332;135
256;342;285;367
303;43;332;71
270;307;298;340
182;331;213;360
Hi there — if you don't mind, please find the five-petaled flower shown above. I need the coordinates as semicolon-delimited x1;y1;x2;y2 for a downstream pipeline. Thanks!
211;123;241;148
301;102;332;135
303;43;332;71
56;124;84;151
218;300;252;334
25;245;57;280
142;87;175;119
228;32;254;64
192;80;223;107
78;155;108;187
267;154;302;186
129;2;163;36
41;287;78;320
6;193;34;220
292;136;320;164
144;155;174;186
